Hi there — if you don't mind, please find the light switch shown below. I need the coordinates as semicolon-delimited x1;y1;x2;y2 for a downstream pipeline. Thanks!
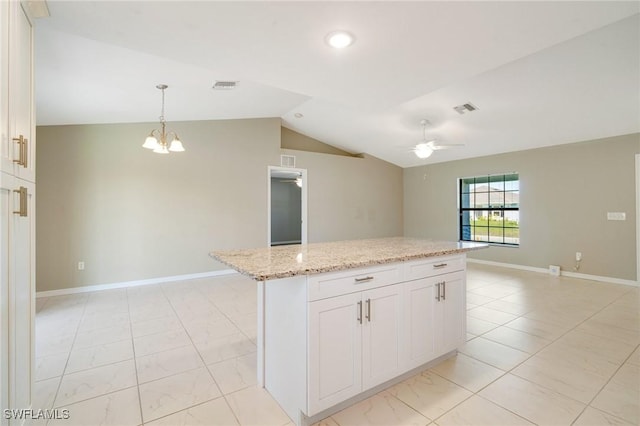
607;212;626;221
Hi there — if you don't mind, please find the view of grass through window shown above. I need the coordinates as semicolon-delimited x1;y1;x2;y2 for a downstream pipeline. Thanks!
459;173;519;246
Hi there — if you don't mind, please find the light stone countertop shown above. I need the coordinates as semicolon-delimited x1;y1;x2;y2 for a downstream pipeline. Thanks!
210;237;488;281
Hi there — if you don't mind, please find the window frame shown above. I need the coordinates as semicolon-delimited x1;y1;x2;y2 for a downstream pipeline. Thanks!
458;173;520;247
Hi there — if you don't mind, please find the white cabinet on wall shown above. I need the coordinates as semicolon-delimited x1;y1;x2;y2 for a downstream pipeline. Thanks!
0;174;35;421
0;1;36;424
1;1;34;182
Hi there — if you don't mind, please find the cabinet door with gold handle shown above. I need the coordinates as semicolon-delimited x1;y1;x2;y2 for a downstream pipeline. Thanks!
12;186;28;217
12;135;25;166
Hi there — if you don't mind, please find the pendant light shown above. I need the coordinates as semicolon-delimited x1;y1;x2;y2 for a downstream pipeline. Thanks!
142;84;185;154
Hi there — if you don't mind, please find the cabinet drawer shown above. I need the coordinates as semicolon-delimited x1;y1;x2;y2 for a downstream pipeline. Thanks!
308;264;402;301
404;255;465;281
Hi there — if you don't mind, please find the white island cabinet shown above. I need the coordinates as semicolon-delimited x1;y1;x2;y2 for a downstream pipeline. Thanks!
211;238;486;426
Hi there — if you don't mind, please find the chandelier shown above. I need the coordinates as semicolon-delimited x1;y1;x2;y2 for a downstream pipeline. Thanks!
142;84;185;154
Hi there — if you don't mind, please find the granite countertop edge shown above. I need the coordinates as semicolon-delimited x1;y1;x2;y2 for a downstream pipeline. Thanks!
210;239;487;281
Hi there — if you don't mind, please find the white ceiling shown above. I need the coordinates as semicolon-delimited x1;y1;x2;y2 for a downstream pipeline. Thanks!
35;1;640;168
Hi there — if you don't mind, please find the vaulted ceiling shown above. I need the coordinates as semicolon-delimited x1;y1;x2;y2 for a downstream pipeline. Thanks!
35;1;640;167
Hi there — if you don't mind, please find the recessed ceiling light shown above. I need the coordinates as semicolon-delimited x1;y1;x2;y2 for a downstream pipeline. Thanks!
325;30;355;49
294;113;304;118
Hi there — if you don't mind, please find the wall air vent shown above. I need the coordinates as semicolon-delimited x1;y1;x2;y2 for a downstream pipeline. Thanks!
280;155;296;168
453;102;478;115
212;81;238;90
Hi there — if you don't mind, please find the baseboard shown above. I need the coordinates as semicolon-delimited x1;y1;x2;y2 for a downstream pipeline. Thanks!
36;269;238;298
467;258;638;287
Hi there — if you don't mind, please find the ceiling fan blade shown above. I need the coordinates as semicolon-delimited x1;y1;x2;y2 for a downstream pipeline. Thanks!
431;143;465;150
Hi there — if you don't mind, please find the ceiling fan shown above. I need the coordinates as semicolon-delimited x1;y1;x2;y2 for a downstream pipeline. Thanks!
412;119;465;159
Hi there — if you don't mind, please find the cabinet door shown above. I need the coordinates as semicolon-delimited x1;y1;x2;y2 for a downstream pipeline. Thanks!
7;3;34;182
403;278;437;370
0;1;10;175
10;178;34;411
361;284;403;390
0;174;34;421
437;273;466;355
308;292;362;415
0;172;13;425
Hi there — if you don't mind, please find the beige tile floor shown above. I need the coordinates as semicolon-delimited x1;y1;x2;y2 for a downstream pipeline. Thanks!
33;264;639;426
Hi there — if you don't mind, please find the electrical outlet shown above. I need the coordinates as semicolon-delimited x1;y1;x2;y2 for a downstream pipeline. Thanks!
575;252;582;262
78;261;85;271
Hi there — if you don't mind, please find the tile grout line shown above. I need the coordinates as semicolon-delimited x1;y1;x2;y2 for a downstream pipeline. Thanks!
46;293;90;418
35;268;636;426
569;341;640;425
157;279;245;426
125;286;146;426
460;274;639;424
191;279;265;426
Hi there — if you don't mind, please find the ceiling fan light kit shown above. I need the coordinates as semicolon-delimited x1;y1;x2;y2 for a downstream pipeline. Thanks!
413;118;465;159
414;143;434;159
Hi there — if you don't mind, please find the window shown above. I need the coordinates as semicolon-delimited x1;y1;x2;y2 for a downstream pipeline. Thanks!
459;173;519;246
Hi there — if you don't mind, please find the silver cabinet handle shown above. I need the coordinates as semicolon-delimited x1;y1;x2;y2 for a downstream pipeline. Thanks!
357;301;362;324
435;283;441;301
442;281;446;300
365;299;371;322
433;263;448;269
355;276;374;283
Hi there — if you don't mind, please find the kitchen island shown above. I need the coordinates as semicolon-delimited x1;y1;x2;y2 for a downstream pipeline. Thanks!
211;237;486;425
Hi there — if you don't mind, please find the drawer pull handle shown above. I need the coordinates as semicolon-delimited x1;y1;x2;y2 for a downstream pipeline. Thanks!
433;263;448;269
354;276;374;283
357;301;362;324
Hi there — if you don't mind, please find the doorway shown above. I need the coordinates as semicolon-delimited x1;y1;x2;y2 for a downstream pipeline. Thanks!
268;166;307;246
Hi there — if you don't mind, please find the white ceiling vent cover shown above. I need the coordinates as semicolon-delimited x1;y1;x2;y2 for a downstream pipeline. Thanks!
212;81;238;90
280;155;296;168
453;102;478;114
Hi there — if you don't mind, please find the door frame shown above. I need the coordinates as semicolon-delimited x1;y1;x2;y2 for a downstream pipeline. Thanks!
267;166;308;246
636;154;640;286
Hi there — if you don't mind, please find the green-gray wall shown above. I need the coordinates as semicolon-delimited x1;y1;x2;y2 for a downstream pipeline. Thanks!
36;118;403;292
404;133;640;281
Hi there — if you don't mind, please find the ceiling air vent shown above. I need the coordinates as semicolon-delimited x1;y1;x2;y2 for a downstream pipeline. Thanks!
453;102;478;115
212;81;238;90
